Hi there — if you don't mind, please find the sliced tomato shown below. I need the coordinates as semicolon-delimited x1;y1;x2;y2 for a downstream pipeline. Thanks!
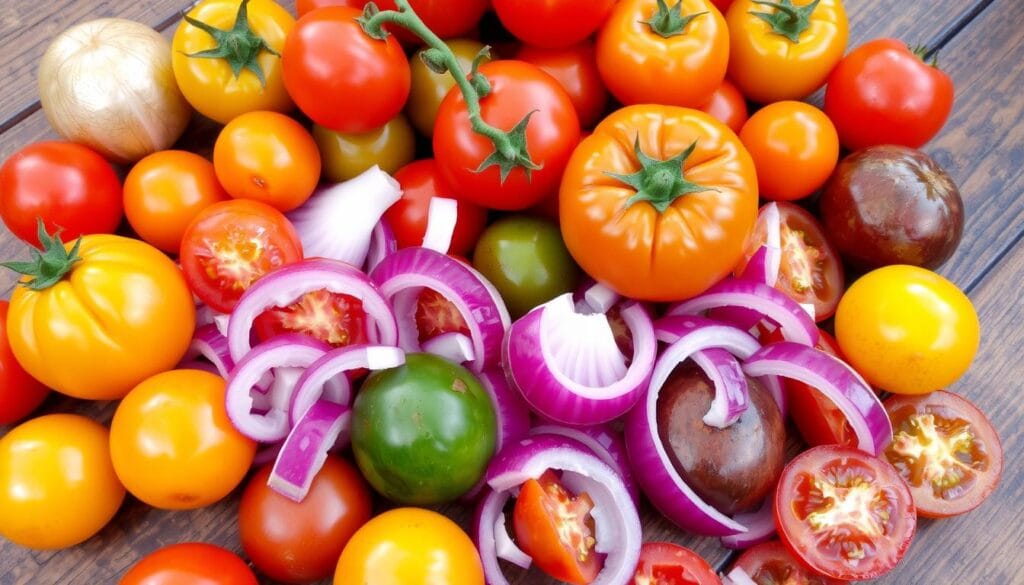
632;542;719;585
255;289;368;347
775;445;916;581
883;390;1002;518
731;541;841;585
513;470;602;585
415;288;470;343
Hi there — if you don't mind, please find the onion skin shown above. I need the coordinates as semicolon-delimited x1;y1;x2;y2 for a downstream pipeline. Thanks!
38;18;191;163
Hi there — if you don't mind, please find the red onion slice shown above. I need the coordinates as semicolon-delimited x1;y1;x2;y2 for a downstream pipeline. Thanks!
421;196;458;253
421;331;476;366
268;400;352;502
574;280;621;314
691;348;750;428
290;345;405;424
720;496;776;549
529;424;639;505
365;218;398;272
182;325;234;379
474;488;532;572
478;369;531;453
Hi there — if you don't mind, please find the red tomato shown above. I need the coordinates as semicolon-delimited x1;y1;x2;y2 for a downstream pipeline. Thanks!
698;79;748;134
434;60;580;211
516;42;609;129
283;7;410;133
119;543;257;585
0;141;121;246
179;199;303;313
775;445;916;581
824;39;954;150
632;542;720;584
254;289;368;347
493;0;616;48
384;159;488;256
415;288;470;343
731;541;841;585
375;0;488;40
0;301;49;425
296;0;367;18
711;0;734;11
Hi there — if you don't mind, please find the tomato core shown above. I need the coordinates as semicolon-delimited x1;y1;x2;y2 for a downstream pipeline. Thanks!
255;289;368;346
888;411;983;498
415;288;470;343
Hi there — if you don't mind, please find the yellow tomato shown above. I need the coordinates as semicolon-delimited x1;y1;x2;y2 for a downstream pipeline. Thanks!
406;39;492;137
836;265;980;395
172;0;294;124
0;414;125;550
110;369;256;510
334;508;484;585
313;115;416;183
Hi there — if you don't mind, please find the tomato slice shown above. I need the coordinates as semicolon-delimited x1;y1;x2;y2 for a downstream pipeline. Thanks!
883;390;1002;518
731;541;841;585
775;445;916;581
415;288;470;343
513;470;602;585
255;289;368;347
632;542;719;585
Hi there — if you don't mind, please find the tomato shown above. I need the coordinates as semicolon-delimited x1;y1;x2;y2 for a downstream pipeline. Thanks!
7;232;195;400
415;287;470;342
314;116;415;183
775;445;916;581
884;391;1002;518
384;159;488;256
494;0;615;48
698;79;748;134
0;414;124;550
283;6;410;133
0;301;48;425
739;102;838;201
254;289;369;347
632;542;721;585
407;40;492;137
334;507;484;585
376;0;489;41
172;0;294;124
296;0;367;18
824;39;954;150
561;105;759;301
731;541;842;585
213;111;321;212
726;0;848;103
240;458;372;583
110;369;256;510
711;0;734;11
120;543;257;585
124;150;230;253
596;0;729;108
0;141;121;246
516;42;609;129
835;265;979;395
179;199;303;313
434;60;581;211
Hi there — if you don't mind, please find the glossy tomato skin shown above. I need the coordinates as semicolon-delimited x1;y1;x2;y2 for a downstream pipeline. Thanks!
0;414;125;550
124;150;230;253
120;543;257;585
494;0;615;48
633;542;721;585
8;235;195;400
110;369;256;510
597;0;729;108
516;42;609;129
283;7;410;133
732;541;842;585
434;60;580;211
698;78;749;134
240;458;372;583
314;115;415;183
0;141;122;246
561;105;759;301
824;39;954;150
0;301;49;425
296;0;367;18
376;0;489;41
334;508;484;585
407;40;492;137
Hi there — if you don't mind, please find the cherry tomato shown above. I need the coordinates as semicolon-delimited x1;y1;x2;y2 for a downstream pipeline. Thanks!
731;541;842;585
775;445;916;581
0;414;124;550
835;265;979;395
824;39;954;150
415;287;470;342
296;0;367;18
739;101;839;201
109;369;256;510
884;391;1002;518
632;542;721;585
179;199;303;313
213;111;321;212
240;458;372;584
376;0;489;41
434;60;580;211
493;0;616;48
255;289;369;347
407;40;492;137
0;141;121;246
698;78;749;134
124;150;230;253
120;543;257;585
314;115;415;183
516;42;609;129
0;300;48;425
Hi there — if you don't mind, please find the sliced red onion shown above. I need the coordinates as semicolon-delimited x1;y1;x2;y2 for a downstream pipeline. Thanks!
195;303;219;328
213;312;230;338
724;567;759;585
478;369;531;453
371;246;510;371
287;165;402;267
574;280;621;314
421;196;459;253
268;400;352;502
474;488;532;572
484;434;642;585
691;347;749;428
720;496;776;549
759;202;782;281
421;331;475;366
227;258;398;363
365;218;398;273
291;345;404;425
743;342;892;455
182;325;234;379
530;424;639;505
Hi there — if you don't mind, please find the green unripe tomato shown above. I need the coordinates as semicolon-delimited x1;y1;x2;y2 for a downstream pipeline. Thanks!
313;115;415;183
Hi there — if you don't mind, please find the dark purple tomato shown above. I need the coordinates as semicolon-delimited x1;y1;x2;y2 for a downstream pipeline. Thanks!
656;363;785;515
820;145;964;270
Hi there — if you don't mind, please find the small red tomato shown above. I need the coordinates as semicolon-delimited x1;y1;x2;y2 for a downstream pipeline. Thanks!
0;301;49;425
493;0;616;48
516;42;609;129
120;543;257;585
375;0;488;41
296;0;367;18
632;542;720;584
698;78;748;134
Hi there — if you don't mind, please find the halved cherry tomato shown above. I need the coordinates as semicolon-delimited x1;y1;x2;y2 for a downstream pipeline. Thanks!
493;0;616;48
415;288;470;343
775;445;916;581
632;542;720;585
516;42;609;129
884;391;1002;518
698;79;749;134
513;471;601;585
0;300;49;425
120;543;257;585
255;289;368;347
730;541;841;585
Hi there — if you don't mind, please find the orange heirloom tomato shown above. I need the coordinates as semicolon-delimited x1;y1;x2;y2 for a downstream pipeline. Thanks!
561;105;759;301
596;0;729;108
726;0;848;103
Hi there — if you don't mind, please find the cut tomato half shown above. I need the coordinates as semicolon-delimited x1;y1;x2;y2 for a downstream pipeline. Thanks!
731;541;841;585
415;288;470;343
255;289;368;347
632;542;719;585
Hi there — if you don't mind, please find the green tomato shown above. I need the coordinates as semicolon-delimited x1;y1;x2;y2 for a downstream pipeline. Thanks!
407;39;492;137
351;353;496;505
472;215;580;318
313;115;415;183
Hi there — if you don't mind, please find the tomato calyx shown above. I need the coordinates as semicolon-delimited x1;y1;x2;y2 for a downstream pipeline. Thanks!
642;0;709;39
182;0;280;86
609;138;718;213
909;44;941;67
749;0;821;43
2;219;82;291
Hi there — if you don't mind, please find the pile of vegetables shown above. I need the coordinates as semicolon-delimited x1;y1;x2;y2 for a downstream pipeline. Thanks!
0;0;1003;584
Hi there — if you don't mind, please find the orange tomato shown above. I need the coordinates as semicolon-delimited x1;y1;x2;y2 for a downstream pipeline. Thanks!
698;78;749;134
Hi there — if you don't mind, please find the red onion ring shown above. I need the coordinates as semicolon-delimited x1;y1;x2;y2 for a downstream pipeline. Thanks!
421;331;475;366
365;218;398;273
421;196;459;253
529;424;639;505
182;325;233;379
474;488;532;572
268;399;352;502
290;345;405;425
720;496;777;549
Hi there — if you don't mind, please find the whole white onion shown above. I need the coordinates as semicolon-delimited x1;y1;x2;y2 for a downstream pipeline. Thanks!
38;18;192;163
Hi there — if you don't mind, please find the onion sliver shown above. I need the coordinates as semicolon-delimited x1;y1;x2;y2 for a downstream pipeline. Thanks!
421;332;476;366
183;325;233;379
478;369;531;452
725;567;759;585
421;196;459;253
474;488;532;572
291;345;405;424
691;348;750;428
530;424;639;505
268;400;352;502
365;218;397;272
720;496;776;549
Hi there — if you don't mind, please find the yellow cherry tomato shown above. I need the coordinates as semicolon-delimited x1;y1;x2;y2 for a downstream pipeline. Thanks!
334;508;484;585
0;414;125;550
172;0;294;124
835;265;980;395
313;115;416;183
406;39;492;137
110;369;256;510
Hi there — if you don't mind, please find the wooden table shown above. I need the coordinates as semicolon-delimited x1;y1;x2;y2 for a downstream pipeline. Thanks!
1;0;1021;583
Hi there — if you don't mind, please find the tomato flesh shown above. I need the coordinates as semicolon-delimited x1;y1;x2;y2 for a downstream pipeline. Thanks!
732;541;842;585
633;542;719;585
255;290;368;347
415;288;470;343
